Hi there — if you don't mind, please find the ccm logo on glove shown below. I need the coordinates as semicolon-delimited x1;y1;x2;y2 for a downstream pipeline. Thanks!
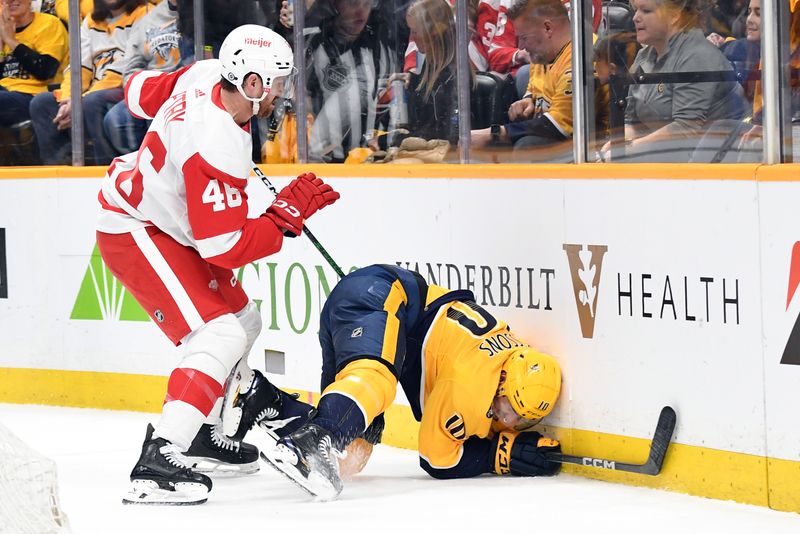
492;430;561;477
266;172;340;237
272;199;301;218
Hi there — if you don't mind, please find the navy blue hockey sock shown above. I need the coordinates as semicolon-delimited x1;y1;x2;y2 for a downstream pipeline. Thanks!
311;393;368;450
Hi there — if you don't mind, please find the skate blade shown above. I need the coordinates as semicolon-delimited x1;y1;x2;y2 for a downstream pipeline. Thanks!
259;415;301;435
122;479;209;506
186;456;260;477
260;447;340;502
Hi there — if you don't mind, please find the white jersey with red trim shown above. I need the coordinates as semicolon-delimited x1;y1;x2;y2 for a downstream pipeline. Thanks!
97;60;285;270
475;0;521;75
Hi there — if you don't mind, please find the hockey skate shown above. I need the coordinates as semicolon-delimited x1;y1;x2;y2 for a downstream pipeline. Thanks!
261;423;344;501
122;424;212;506
184;423;259;477
223;369;309;441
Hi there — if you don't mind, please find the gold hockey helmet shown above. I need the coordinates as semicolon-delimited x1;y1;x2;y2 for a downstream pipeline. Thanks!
498;349;562;422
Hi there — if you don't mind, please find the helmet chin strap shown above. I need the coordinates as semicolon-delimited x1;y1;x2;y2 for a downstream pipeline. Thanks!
236;84;269;117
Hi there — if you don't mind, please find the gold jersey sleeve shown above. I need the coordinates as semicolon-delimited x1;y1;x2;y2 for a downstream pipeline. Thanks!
418;379;488;469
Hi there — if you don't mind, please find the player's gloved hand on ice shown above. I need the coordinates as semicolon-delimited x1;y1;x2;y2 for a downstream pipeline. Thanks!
491;430;561;477
266;173;340;237
363;413;385;445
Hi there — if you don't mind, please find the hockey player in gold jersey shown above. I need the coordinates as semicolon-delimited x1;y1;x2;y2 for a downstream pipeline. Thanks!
256;264;562;500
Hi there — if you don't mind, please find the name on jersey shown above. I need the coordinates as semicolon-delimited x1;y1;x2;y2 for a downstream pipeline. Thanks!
479;331;526;358
164;91;188;123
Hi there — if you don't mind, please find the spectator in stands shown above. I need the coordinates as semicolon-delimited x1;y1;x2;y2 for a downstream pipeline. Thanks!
403;0;500;75
719;0;760;106
305;0;396;162
703;0;748;43
399;0;462;144
0;0;68;129
599;0;745;162
54;0;93;24
513;0;602;98
177;0;278;58
470;0;575;161
35;0;57;17
727;0;751;38
737;0;799;159
103;0;182;155
278;0;360;35
29;0;149;165
474;0;531;76
447;0;599;85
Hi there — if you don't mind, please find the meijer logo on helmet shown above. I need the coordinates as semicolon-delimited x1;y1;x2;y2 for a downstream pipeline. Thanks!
245;37;272;48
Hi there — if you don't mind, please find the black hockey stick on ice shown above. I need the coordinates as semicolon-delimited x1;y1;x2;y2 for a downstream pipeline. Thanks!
252;164;345;278
544;406;676;476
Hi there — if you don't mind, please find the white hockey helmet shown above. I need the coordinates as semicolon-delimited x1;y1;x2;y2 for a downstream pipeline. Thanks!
219;25;296;112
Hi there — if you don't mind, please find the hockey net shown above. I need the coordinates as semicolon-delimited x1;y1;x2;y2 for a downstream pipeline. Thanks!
0;421;72;534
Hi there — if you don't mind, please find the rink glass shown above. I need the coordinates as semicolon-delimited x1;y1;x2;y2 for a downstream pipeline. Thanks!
1;0;796;166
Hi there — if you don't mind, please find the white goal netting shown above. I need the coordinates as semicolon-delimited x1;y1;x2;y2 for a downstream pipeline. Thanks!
0;421;72;534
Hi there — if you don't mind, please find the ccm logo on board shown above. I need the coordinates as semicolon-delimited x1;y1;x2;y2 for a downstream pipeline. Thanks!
0;228;7;299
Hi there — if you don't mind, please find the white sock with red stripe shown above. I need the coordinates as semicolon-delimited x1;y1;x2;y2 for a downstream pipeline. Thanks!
154;314;247;450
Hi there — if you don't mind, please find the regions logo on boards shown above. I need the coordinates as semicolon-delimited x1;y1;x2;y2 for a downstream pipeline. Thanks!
0;228;7;299
563;244;608;339
70;245;343;335
70;245;149;322
780;242;800;365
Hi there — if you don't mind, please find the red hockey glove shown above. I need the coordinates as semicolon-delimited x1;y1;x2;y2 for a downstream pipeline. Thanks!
491;431;561;477
265;173;340;237
293;172;340;218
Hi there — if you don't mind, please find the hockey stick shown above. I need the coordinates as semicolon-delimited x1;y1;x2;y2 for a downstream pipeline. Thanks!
544;406;676;476
252;164;345;278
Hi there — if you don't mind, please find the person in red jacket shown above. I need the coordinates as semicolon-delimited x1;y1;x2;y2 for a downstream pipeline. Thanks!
97;25;340;505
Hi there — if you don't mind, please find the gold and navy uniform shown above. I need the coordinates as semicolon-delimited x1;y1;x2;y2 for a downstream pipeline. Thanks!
316;264;530;478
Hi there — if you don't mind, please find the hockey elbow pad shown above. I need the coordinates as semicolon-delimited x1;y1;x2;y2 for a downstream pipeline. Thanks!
491;431;561;477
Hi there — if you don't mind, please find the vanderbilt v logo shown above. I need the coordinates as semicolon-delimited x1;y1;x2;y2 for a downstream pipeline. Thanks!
780;242;800;365
563;244;608;339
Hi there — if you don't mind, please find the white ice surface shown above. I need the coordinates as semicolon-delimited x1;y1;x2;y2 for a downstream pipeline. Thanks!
0;404;798;534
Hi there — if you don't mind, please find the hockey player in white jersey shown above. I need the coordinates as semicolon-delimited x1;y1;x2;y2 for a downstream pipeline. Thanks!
96;24;340;505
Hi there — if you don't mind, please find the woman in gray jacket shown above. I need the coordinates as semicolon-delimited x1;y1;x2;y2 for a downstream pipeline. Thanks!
601;0;745;162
